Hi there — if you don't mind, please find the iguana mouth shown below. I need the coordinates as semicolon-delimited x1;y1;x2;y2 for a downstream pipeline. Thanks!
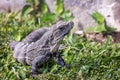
54;33;66;43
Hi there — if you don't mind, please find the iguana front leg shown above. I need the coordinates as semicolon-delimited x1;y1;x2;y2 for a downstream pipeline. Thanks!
53;52;70;69
31;54;51;76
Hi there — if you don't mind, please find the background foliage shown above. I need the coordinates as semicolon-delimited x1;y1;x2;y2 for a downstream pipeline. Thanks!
85;12;116;33
0;0;120;80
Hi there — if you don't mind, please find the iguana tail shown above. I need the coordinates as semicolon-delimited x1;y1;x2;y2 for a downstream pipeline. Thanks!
9;40;19;50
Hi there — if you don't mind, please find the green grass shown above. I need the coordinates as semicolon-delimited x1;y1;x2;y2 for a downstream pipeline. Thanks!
0;1;120;79
0;26;120;80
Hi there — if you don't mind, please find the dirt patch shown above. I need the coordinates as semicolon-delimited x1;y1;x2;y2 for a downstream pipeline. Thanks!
85;32;120;43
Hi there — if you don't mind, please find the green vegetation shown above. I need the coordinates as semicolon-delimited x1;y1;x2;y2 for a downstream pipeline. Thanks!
85;12;116;33
0;0;120;80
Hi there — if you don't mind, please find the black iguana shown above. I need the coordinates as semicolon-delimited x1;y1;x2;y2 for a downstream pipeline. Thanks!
10;21;74;76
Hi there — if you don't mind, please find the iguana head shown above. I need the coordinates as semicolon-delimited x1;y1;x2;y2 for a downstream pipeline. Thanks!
49;21;74;52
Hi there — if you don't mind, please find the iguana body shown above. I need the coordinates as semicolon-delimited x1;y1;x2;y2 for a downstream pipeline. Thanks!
22;27;48;44
10;21;74;75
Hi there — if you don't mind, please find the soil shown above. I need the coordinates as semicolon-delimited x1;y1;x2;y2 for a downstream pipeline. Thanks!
85;32;120;43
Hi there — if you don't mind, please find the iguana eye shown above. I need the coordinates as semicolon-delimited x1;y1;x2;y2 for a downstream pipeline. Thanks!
59;27;65;31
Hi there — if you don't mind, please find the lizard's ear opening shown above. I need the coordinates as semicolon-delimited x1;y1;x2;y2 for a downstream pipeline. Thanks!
9;41;19;50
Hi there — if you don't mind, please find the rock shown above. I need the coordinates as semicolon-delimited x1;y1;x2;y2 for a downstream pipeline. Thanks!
9;0;27;12
1;0;120;31
0;0;27;13
46;0;120;31
45;0;56;13
0;0;10;12
64;0;102;32
97;0;120;31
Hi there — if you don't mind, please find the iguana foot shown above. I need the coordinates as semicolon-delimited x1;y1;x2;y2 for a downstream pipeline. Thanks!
65;64;71;69
53;52;70;69
31;73;38;77
31;69;38;77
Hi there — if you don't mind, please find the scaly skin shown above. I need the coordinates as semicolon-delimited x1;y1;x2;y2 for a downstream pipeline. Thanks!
10;21;74;76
